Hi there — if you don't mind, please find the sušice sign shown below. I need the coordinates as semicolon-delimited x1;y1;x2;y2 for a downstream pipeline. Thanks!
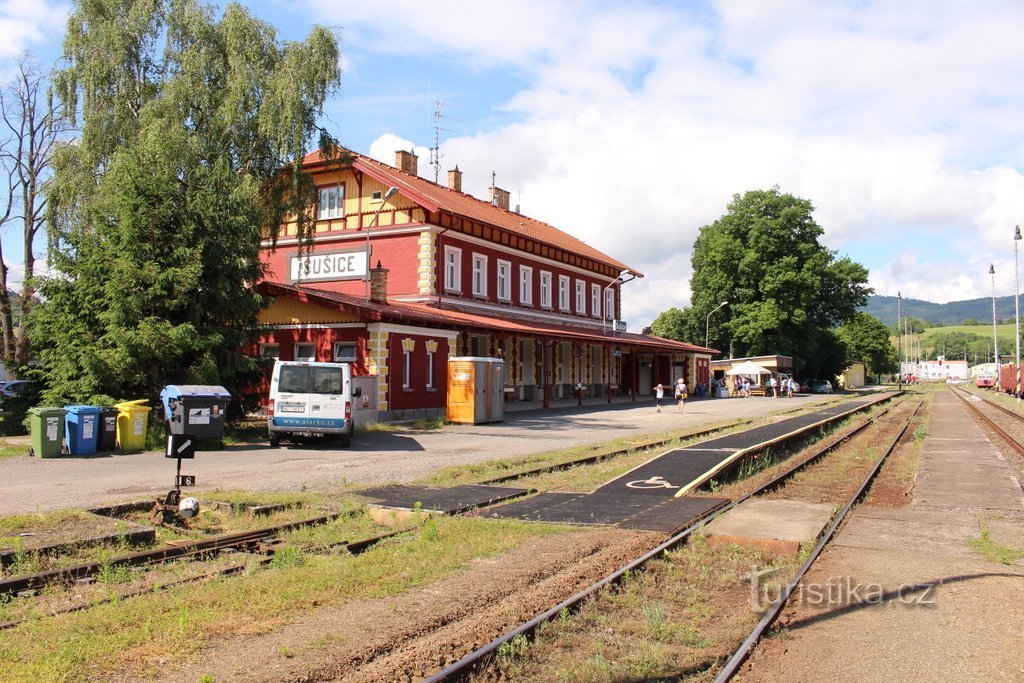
290;250;367;282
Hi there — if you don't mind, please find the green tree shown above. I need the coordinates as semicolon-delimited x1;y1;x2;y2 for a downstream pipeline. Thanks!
837;312;898;375
690;188;871;379
30;0;340;407
650;307;698;344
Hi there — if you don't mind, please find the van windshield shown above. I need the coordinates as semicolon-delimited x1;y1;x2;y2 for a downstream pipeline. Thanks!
278;366;345;395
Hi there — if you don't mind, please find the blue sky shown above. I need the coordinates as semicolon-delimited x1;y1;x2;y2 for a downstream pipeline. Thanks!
4;0;1024;329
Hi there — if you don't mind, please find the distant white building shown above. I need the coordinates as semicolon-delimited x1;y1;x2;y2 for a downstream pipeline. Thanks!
971;362;999;380
902;356;969;382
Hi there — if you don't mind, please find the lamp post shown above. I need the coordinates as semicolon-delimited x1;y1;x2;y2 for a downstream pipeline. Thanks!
1016;226;1022;399
365;186;399;301
705;301;728;349
602;269;631;334
991;263;1000;387
897;291;902;390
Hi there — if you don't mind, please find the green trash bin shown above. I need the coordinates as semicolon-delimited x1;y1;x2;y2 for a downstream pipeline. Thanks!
115;399;151;452
29;407;65;458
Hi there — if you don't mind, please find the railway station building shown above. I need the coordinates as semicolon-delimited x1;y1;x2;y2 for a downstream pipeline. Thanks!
252;146;714;421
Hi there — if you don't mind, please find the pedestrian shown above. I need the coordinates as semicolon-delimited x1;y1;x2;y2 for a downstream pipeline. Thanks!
654;383;665;412
675;377;687;412
741;377;750;397
767;375;777;398
786;378;795;397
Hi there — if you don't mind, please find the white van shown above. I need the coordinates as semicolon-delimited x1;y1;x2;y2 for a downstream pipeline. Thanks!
267;360;355;447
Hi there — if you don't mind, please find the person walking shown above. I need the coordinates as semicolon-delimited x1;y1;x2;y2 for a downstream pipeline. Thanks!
767;375;777;398
654;383;665;412
675;377;687;413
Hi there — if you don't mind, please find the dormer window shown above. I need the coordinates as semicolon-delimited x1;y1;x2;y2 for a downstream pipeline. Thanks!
318;185;344;220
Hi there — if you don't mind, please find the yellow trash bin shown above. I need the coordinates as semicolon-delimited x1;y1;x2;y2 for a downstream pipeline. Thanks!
115;399;151;451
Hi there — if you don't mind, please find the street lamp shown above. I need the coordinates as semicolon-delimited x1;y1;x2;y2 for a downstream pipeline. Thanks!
365;186;399;301
1016;226;1022;399
897;291;902;390
602;269;631;334
991;263;1000;386
705;301;728;349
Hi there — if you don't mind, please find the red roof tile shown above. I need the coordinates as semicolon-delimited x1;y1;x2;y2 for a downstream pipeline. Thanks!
299;148;640;277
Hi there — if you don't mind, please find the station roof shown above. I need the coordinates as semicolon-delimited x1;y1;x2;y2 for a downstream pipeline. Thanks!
299;147;639;278
260;281;712;354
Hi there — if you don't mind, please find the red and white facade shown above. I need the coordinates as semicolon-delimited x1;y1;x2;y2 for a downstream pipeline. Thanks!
252;147;714;421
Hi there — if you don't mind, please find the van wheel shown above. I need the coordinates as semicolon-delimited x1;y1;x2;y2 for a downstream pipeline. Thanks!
269;434;280;448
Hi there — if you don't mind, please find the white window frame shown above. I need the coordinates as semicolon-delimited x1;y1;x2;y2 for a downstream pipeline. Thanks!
558;275;570;311
591;284;601;319
295;343;316;361
540;271;552;308
605;288;615;321
519;265;533;305
333;342;357;362
317;185;344;220
575;280;586;315
444;246;462;293
426;350;435;389
259;343;280;359
472;253;488;297
497;259;512;302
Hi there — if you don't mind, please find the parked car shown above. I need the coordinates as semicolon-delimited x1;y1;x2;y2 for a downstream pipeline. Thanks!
0;380;32;399
0;379;38;416
806;379;833;394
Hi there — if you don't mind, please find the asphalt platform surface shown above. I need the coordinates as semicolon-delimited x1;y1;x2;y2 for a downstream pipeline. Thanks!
0;391;857;515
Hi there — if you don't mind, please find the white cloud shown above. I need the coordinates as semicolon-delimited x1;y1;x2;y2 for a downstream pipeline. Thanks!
0;1;68;60
313;0;1024;324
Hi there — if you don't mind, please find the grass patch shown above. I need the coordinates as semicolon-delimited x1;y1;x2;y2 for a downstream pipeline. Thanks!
968;529;1024;565
0;517;572;683
495;535;795;681
222;420;268;445
0;438;28;458
359;416;446;433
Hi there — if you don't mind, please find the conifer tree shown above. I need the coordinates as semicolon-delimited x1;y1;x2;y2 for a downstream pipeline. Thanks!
31;0;340;407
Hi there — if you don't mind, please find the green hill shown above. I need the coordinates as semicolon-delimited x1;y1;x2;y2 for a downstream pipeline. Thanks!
863;295;1020;327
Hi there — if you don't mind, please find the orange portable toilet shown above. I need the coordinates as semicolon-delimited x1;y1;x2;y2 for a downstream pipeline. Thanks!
447;357;505;424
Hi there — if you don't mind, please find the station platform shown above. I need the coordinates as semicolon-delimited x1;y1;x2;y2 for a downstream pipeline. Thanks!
701;498;835;555
357;484;528;516
743;389;1024;682
482;395;890;533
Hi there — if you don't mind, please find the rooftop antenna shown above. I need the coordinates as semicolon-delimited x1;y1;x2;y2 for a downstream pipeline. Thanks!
429;99;460;184
490;170;497;204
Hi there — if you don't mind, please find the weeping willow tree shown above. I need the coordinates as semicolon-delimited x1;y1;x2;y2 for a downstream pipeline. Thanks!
31;0;340;407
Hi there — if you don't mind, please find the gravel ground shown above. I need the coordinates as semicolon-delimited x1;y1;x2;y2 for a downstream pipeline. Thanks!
0;393;834;515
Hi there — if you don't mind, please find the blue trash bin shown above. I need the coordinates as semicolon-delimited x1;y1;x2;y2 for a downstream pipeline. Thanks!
64;405;102;455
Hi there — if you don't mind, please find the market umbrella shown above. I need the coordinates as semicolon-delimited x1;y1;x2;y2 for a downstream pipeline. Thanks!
725;360;772;376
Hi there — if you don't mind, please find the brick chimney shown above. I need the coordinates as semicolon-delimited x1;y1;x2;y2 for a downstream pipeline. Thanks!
395;149;418;176
370;260;388;304
447;166;462;192
491;186;510;211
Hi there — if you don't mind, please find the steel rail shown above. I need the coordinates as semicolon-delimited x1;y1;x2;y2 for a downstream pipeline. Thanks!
0;511;348;596
424;395;909;682
950;387;1024;458
713;400;922;682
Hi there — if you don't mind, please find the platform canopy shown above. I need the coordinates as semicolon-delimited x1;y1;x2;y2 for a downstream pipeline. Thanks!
725;360;772;376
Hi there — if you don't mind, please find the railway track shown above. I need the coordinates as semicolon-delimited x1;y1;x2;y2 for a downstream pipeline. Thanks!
0;399;845;612
950;385;1024;458
0;393;897;676
424;395;918;682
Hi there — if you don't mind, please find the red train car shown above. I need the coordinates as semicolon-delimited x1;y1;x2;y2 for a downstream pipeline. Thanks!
976;376;995;388
998;364;1022;395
